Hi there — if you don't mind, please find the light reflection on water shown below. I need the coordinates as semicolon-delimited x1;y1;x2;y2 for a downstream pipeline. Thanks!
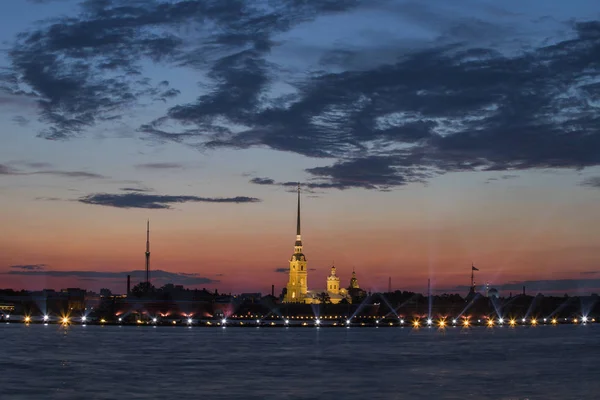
0;324;598;399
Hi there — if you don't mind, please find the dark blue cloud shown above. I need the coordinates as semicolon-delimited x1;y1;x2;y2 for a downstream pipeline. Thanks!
0;163;105;178
134;163;185;170
581;177;600;188
78;192;261;209
10;264;47;271
5;1;600;190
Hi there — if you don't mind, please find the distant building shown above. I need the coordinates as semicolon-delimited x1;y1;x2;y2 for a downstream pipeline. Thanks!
282;186;358;305
238;293;262;303
283;185;309;303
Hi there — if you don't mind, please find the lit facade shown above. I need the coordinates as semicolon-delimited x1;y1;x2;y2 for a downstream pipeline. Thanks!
282;187;354;305
283;185;308;303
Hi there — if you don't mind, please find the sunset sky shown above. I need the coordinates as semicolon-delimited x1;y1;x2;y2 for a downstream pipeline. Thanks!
1;0;600;295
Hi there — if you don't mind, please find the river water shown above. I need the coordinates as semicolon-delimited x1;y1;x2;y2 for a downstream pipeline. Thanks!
0;323;598;399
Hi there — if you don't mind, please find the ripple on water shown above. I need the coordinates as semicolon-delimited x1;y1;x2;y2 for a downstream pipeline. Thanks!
0;324;598;399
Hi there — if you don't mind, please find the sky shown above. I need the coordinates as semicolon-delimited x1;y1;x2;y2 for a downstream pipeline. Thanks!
1;0;600;296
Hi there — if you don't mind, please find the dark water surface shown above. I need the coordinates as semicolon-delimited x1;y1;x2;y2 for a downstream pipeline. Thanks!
1;323;598;399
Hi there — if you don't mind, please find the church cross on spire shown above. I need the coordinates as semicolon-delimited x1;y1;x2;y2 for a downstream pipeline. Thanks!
296;183;301;236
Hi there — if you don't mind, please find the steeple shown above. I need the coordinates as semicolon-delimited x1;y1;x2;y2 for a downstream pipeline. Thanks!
350;268;359;289
327;262;340;294
145;219;150;287
294;183;302;252
284;183;308;303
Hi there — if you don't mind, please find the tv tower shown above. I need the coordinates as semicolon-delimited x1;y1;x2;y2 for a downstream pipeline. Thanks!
145;219;150;288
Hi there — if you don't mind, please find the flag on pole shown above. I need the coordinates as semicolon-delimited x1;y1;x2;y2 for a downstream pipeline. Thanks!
472;265;479;271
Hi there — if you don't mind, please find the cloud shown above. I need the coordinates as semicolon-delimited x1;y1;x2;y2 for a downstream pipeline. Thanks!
0;163;106;179
249;175;374;191
485;174;519;184
580;271;600;276
0;164;19;175
78;192;261;209
119;187;152;193
31;170;106;179
19;162;53;169
12;116;30;127
35;196;62;201
4;1;600;190
180;19;600;189
135;163;185;170
6;268;217;285
4;0;366;140
581;176;600;188
10;264;46;271
251;177;276;185
274;268;288;273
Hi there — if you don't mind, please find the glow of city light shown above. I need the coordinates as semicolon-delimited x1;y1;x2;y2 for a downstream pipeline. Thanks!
487;319;494;327
221;318;227;324
413;320;420;328
498;318;504;324
256;319;260;324
438;320;446;328
509;319;516;327
62;317;69;324
188;318;193;324
427;319;432;326
531;318;537;325
43;315;49;322
346;320;351;325
452;319;457;325
551;318;558;325
375;320;379;324
24;316;31;323
81;316;87;322
153;318;158;323
285;319;289;325
522;318;526;323
582;316;588;323
118;317;122;322
315;319;321;325
463;319;470;327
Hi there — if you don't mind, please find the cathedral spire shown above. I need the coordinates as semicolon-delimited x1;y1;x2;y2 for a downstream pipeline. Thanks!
296;183;301;237
294;183;302;250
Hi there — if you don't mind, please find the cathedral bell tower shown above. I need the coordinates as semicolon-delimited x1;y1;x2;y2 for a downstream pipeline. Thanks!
349;268;360;289
283;184;308;303
327;264;340;295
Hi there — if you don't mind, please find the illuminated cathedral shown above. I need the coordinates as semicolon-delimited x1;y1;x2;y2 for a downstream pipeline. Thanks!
282;186;364;304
